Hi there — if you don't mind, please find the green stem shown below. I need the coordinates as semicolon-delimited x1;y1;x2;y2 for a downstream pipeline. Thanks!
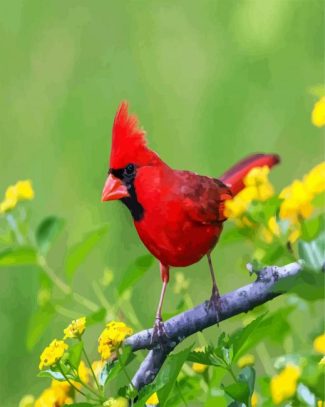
6;213;24;244
176;381;188;406
92;281;111;310
82;345;102;394
77;377;104;401
38;256;99;312
228;365;238;383
72;292;98;312
38;256;71;295
57;365;89;399
117;348;135;390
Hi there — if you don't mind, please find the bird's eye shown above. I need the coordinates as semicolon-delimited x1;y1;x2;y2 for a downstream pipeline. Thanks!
124;163;135;176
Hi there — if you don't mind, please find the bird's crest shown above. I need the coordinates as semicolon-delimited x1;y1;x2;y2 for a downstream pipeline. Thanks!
110;101;157;168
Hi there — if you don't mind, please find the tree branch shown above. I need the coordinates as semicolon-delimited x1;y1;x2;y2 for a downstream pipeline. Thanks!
124;262;302;390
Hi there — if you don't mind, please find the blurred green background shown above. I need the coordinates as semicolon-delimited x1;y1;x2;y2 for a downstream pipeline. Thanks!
0;0;323;405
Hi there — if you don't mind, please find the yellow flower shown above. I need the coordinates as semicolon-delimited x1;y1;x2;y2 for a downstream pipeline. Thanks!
261;216;281;243
225;166;273;222
262;216;300;244
15;180;34;200
317;401;325;407
192;362;208;373
191;346;208;374
104;397;129;407
63;316;86;339
244;166;274;201
0;196;17;213
268;216;280;236
0;180;34;214
313;333;325;354
98;335;112;360
288;227;301;244
98;321;133;360
224;187;257;220
312;97;325;127
51;379;71;393
237;354;255;369
18;395;35;407
39;339;68;370
146;392;159;405
303;162;325;195
79;360;90;383
251;391;259;407
35;380;73;407
279;180;314;223
270;364;301;405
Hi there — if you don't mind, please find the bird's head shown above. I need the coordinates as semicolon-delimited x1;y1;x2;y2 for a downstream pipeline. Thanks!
102;101;161;208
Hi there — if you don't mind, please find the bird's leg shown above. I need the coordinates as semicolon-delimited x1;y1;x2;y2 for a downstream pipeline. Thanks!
207;253;221;322
151;263;169;345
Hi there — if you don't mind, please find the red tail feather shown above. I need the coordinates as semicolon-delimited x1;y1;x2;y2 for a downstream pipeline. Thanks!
220;153;280;195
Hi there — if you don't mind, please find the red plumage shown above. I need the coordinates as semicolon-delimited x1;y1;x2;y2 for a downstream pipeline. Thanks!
110;101;160;168
103;102;280;331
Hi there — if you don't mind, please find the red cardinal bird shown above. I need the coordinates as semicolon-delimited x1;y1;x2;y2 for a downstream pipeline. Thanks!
102;102;280;336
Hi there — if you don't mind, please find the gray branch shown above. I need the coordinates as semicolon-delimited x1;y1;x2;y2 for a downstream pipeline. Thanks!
124;262;302;390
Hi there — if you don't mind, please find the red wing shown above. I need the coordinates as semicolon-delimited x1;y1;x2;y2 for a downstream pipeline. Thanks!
177;171;232;224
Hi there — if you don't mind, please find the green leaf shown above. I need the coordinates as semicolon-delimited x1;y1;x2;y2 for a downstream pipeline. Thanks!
257;243;287;265
166;376;202;406
65;225;108;280
273;270;325;301
188;345;224;367
68;404;97;407
36;216;65;254
231;310;293;361
231;314;265;361
0;246;37;266
67;341;83;370
312;191;325;208
222;344;233;365
38;361;75;380
38;369;66;380
301;215;324;242
136;346;192;406
298;231;325;271
118;254;154;295
26;304;55;350
246;197;281;227
99;346;135;386
239;366;256;397
224;382;250;404
86;308;107;326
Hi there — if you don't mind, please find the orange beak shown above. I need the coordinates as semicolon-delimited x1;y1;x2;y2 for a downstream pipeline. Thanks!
101;174;129;201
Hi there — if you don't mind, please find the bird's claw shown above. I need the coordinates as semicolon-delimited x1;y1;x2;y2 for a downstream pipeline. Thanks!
151;317;169;347
207;290;222;325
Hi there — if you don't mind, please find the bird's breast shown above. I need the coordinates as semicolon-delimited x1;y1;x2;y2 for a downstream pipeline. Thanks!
131;165;223;267
134;211;222;267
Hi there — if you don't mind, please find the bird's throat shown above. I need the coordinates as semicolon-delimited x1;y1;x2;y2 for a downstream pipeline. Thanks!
121;191;144;221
